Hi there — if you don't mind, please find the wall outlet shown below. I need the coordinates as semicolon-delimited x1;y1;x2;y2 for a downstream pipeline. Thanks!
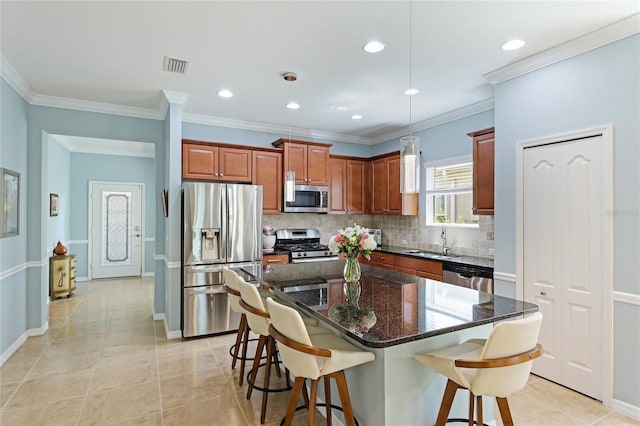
401;239;407;245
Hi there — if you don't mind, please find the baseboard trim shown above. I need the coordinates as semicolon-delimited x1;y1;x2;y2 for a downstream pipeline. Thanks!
142;272;155;277
28;322;49;336
612;399;640;421
153;312;181;339
493;271;516;283
0;331;28;366
76;277;89;282
153;312;165;321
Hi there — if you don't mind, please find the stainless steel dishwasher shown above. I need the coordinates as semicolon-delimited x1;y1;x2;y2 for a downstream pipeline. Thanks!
442;262;494;293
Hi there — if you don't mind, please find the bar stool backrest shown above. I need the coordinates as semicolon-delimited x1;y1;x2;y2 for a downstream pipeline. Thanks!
222;268;242;313
266;298;323;379
472;312;543;397
237;276;270;336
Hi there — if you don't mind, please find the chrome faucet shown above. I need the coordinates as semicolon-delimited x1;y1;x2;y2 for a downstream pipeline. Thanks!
440;223;454;255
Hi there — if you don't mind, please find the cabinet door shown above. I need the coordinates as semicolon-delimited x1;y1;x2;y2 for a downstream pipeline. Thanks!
50;257;70;298
346;160;367;214
329;158;347;214
386;155;403;214
252;151;282;215
370;158;387;214
182;143;218;180
307;145;330;185
473;132;495;214
285;143;308;184
219;147;252;182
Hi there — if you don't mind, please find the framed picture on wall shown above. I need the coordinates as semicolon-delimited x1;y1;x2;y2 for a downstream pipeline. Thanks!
0;168;20;238
50;193;59;217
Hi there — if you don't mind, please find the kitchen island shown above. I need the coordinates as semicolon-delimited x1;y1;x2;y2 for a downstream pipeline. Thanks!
241;261;537;425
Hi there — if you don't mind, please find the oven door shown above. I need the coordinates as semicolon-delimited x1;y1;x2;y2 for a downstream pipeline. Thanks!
281;282;328;310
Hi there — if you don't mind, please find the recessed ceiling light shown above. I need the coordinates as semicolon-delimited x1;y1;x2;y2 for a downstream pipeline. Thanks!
286;102;300;110
502;39;525;51
351;114;363;120
404;88;419;96
363;41;385;53
218;89;233;98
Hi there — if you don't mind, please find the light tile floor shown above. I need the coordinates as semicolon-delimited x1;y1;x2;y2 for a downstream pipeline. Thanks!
0;277;637;426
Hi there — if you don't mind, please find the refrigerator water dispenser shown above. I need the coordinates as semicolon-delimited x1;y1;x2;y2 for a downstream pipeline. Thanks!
201;228;220;261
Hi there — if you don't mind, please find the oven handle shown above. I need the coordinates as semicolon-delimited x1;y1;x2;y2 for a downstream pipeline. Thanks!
291;256;339;264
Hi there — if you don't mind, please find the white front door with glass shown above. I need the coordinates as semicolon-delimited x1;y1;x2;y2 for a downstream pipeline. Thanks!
90;182;143;279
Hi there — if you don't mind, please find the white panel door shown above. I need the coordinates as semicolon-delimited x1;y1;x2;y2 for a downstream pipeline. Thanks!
523;136;603;400
90;182;143;279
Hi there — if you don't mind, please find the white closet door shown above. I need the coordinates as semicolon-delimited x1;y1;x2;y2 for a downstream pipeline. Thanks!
91;182;143;279
523;135;603;400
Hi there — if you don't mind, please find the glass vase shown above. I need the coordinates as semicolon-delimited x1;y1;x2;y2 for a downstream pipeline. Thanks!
343;255;361;284
343;280;361;308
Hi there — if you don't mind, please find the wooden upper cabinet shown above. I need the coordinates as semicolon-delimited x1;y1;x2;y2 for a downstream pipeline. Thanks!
272;139;331;186
219;147;252;182
252;150;282;215
468;127;495;215
182;142;251;182
183;143;218;180
329;158;347;213
370;153;417;216
329;157;368;215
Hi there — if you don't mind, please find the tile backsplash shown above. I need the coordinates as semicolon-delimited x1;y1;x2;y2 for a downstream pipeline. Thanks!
263;213;494;259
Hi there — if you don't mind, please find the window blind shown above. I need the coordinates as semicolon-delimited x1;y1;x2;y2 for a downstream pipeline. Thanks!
425;162;473;195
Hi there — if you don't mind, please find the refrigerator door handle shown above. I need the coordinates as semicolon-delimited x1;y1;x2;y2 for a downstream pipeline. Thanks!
188;287;227;295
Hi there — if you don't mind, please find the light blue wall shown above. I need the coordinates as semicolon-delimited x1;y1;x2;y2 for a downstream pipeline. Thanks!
46;137;71;251
70;152;156;278
494;35;640;406
183;122;373;157
0;78;29;355
25;104;164;332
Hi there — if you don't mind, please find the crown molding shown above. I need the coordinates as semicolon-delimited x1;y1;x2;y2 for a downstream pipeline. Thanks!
29;93;164;120
371;98;495;144
50;134;74;151
49;134;155;158
485;13;640;85
0;56;35;102
182;112;372;145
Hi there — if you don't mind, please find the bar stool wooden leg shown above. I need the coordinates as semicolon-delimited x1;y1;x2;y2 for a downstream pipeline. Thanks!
232;314;247;369
260;335;275;424
476;395;483;426
468;392;475;426
283;377;305;426
308;379;319;426
323;375;332;426
333;371;356;426
238;320;250;386
436;379;460;426
247;335;266;400
496;397;514;426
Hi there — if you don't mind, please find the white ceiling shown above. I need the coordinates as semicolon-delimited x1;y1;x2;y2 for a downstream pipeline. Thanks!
2;1;639;144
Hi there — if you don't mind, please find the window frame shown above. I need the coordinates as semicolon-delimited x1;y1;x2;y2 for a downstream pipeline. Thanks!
424;155;478;228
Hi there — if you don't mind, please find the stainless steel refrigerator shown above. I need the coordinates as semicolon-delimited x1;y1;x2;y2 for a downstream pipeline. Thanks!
182;182;263;337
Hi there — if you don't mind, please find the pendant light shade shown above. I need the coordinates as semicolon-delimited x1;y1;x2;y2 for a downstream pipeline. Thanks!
400;136;420;194
284;171;296;202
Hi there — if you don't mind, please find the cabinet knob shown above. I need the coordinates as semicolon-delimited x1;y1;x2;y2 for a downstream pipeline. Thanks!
220;173;224;177
215;173;219;177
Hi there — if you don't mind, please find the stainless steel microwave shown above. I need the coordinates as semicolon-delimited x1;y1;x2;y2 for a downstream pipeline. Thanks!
283;185;329;213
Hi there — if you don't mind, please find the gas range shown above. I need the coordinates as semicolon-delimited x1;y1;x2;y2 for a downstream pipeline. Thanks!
274;229;338;263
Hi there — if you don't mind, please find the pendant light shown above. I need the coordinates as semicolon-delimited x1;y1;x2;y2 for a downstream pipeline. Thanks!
400;0;420;194
283;72;297;203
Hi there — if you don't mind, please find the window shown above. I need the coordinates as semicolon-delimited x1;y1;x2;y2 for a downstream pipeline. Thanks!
425;156;478;226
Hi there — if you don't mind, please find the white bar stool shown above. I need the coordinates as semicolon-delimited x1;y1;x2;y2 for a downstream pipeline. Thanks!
266;297;376;426
415;312;543;426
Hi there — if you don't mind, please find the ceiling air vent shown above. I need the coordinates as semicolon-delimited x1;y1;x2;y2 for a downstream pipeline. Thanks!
163;56;189;74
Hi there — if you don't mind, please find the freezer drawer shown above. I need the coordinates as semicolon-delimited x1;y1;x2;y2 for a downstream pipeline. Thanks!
182;285;241;337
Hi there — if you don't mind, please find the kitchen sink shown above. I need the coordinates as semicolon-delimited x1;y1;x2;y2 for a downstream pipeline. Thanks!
401;249;458;260
402;249;424;254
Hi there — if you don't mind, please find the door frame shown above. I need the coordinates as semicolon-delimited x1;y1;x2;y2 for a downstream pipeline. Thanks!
88;180;146;280
515;124;613;407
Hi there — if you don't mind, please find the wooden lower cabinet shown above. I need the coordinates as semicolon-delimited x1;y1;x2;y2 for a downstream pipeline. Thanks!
262;254;289;265
394;255;443;281
360;252;395;271
49;254;76;299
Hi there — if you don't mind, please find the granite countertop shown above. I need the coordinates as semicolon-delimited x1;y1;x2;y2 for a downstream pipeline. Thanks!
240;261;536;348
376;245;494;270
